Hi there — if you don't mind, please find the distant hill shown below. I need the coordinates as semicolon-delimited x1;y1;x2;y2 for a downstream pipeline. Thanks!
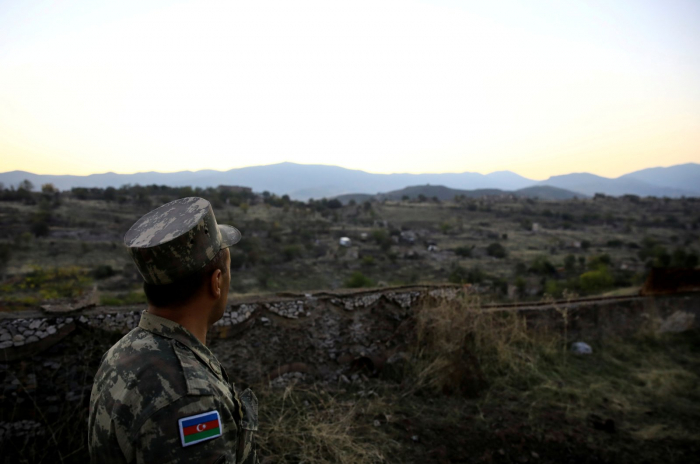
515;185;584;200
0;162;698;199
336;184;583;204
617;163;700;193
539;170;699;197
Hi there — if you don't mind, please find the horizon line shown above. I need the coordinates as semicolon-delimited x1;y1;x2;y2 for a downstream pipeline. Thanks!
2;160;698;181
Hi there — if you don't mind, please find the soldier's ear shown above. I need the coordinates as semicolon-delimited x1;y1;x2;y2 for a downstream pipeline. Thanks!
209;268;223;299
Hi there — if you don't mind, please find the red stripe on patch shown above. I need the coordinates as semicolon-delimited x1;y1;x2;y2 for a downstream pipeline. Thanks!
183;419;220;437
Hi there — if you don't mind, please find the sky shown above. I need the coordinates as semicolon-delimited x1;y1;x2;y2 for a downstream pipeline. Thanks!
0;0;698;180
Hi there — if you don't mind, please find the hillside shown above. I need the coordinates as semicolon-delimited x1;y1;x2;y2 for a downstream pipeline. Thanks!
336;184;584;203
1;184;698;306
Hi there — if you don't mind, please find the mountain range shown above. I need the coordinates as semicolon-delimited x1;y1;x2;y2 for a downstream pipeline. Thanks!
0;162;698;200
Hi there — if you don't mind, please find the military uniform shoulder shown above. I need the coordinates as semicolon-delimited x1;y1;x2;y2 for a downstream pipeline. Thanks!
93;329;187;421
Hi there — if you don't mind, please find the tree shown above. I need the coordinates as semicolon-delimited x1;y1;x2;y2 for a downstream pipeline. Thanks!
18;179;34;192
41;183;57;194
564;254;576;272
486;242;507;258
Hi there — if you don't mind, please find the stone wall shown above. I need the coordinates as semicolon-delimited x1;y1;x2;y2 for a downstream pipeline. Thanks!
1;286;698;379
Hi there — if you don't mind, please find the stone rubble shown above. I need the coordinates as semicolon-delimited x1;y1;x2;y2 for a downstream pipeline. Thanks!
265;300;306;319
214;303;257;327
428;287;460;300
331;293;382;311
386;291;421;308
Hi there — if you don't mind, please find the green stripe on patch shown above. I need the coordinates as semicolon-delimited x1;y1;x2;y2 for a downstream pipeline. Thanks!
184;427;221;443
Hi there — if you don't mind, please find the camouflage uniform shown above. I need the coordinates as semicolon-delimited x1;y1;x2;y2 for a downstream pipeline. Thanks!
88;198;257;463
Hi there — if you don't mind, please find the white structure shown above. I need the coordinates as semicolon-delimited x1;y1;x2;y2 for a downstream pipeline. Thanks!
339;237;352;247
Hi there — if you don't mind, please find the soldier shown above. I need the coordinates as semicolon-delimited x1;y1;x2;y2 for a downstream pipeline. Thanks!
88;197;258;463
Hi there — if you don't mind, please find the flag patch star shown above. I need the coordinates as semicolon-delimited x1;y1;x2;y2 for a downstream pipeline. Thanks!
178;410;223;447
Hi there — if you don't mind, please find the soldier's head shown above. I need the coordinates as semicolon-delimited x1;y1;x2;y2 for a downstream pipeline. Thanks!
124;197;241;319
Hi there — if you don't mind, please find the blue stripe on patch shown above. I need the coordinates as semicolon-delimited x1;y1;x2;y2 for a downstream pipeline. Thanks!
181;412;218;428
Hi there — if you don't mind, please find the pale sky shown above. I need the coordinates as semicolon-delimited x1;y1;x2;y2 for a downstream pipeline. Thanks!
0;0;698;180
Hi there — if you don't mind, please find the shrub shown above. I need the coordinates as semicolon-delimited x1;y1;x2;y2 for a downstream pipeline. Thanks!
486;242;507;258
588;254;612;270
361;256;376;266
92;265;116;279
529;256;555;275
371;229;392;252
454;246;473;258
345;271;373;288
449;265;485;284
564;254;576;272
579;267;613;293
31;213;50;237
282;245;304;262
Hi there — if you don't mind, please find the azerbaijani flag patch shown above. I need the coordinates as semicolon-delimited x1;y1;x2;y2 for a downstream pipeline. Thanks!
178;410;223;447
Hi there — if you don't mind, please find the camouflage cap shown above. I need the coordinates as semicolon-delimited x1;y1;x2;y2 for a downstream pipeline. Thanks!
124;197;241;285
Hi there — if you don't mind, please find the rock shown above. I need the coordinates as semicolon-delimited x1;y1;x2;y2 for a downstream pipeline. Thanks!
0;334;10;342
46;326;57;335
658;311;695;333
12;334;24;343
25;336;39;343
571;342;592;355
0;341;12;349
29;320;42;330
13;341;25;347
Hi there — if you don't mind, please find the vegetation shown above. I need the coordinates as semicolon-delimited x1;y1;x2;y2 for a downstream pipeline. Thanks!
0;180;699;306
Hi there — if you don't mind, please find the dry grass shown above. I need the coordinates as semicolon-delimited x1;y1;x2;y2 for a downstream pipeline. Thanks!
411;295;561;395
256;383;395;463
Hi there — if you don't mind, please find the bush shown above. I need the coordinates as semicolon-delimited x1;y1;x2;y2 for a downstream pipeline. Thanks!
282;245;304;262
361;256;376;267
92;265;116;279
31;213;50;237
579;267;613;293
564;254;576;272
529;256;555;275
345;271;373;288
371;229;392;252
588;254;612;270
449;265;485;284
454;246;473;258
486;242;507;258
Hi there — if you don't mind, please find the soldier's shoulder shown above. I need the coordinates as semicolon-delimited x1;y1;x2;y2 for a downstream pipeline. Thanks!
91;329;195;437
96;328;188;403
102;327;180;371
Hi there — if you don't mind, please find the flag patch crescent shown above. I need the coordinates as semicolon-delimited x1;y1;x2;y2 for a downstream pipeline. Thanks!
178;410;223;447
